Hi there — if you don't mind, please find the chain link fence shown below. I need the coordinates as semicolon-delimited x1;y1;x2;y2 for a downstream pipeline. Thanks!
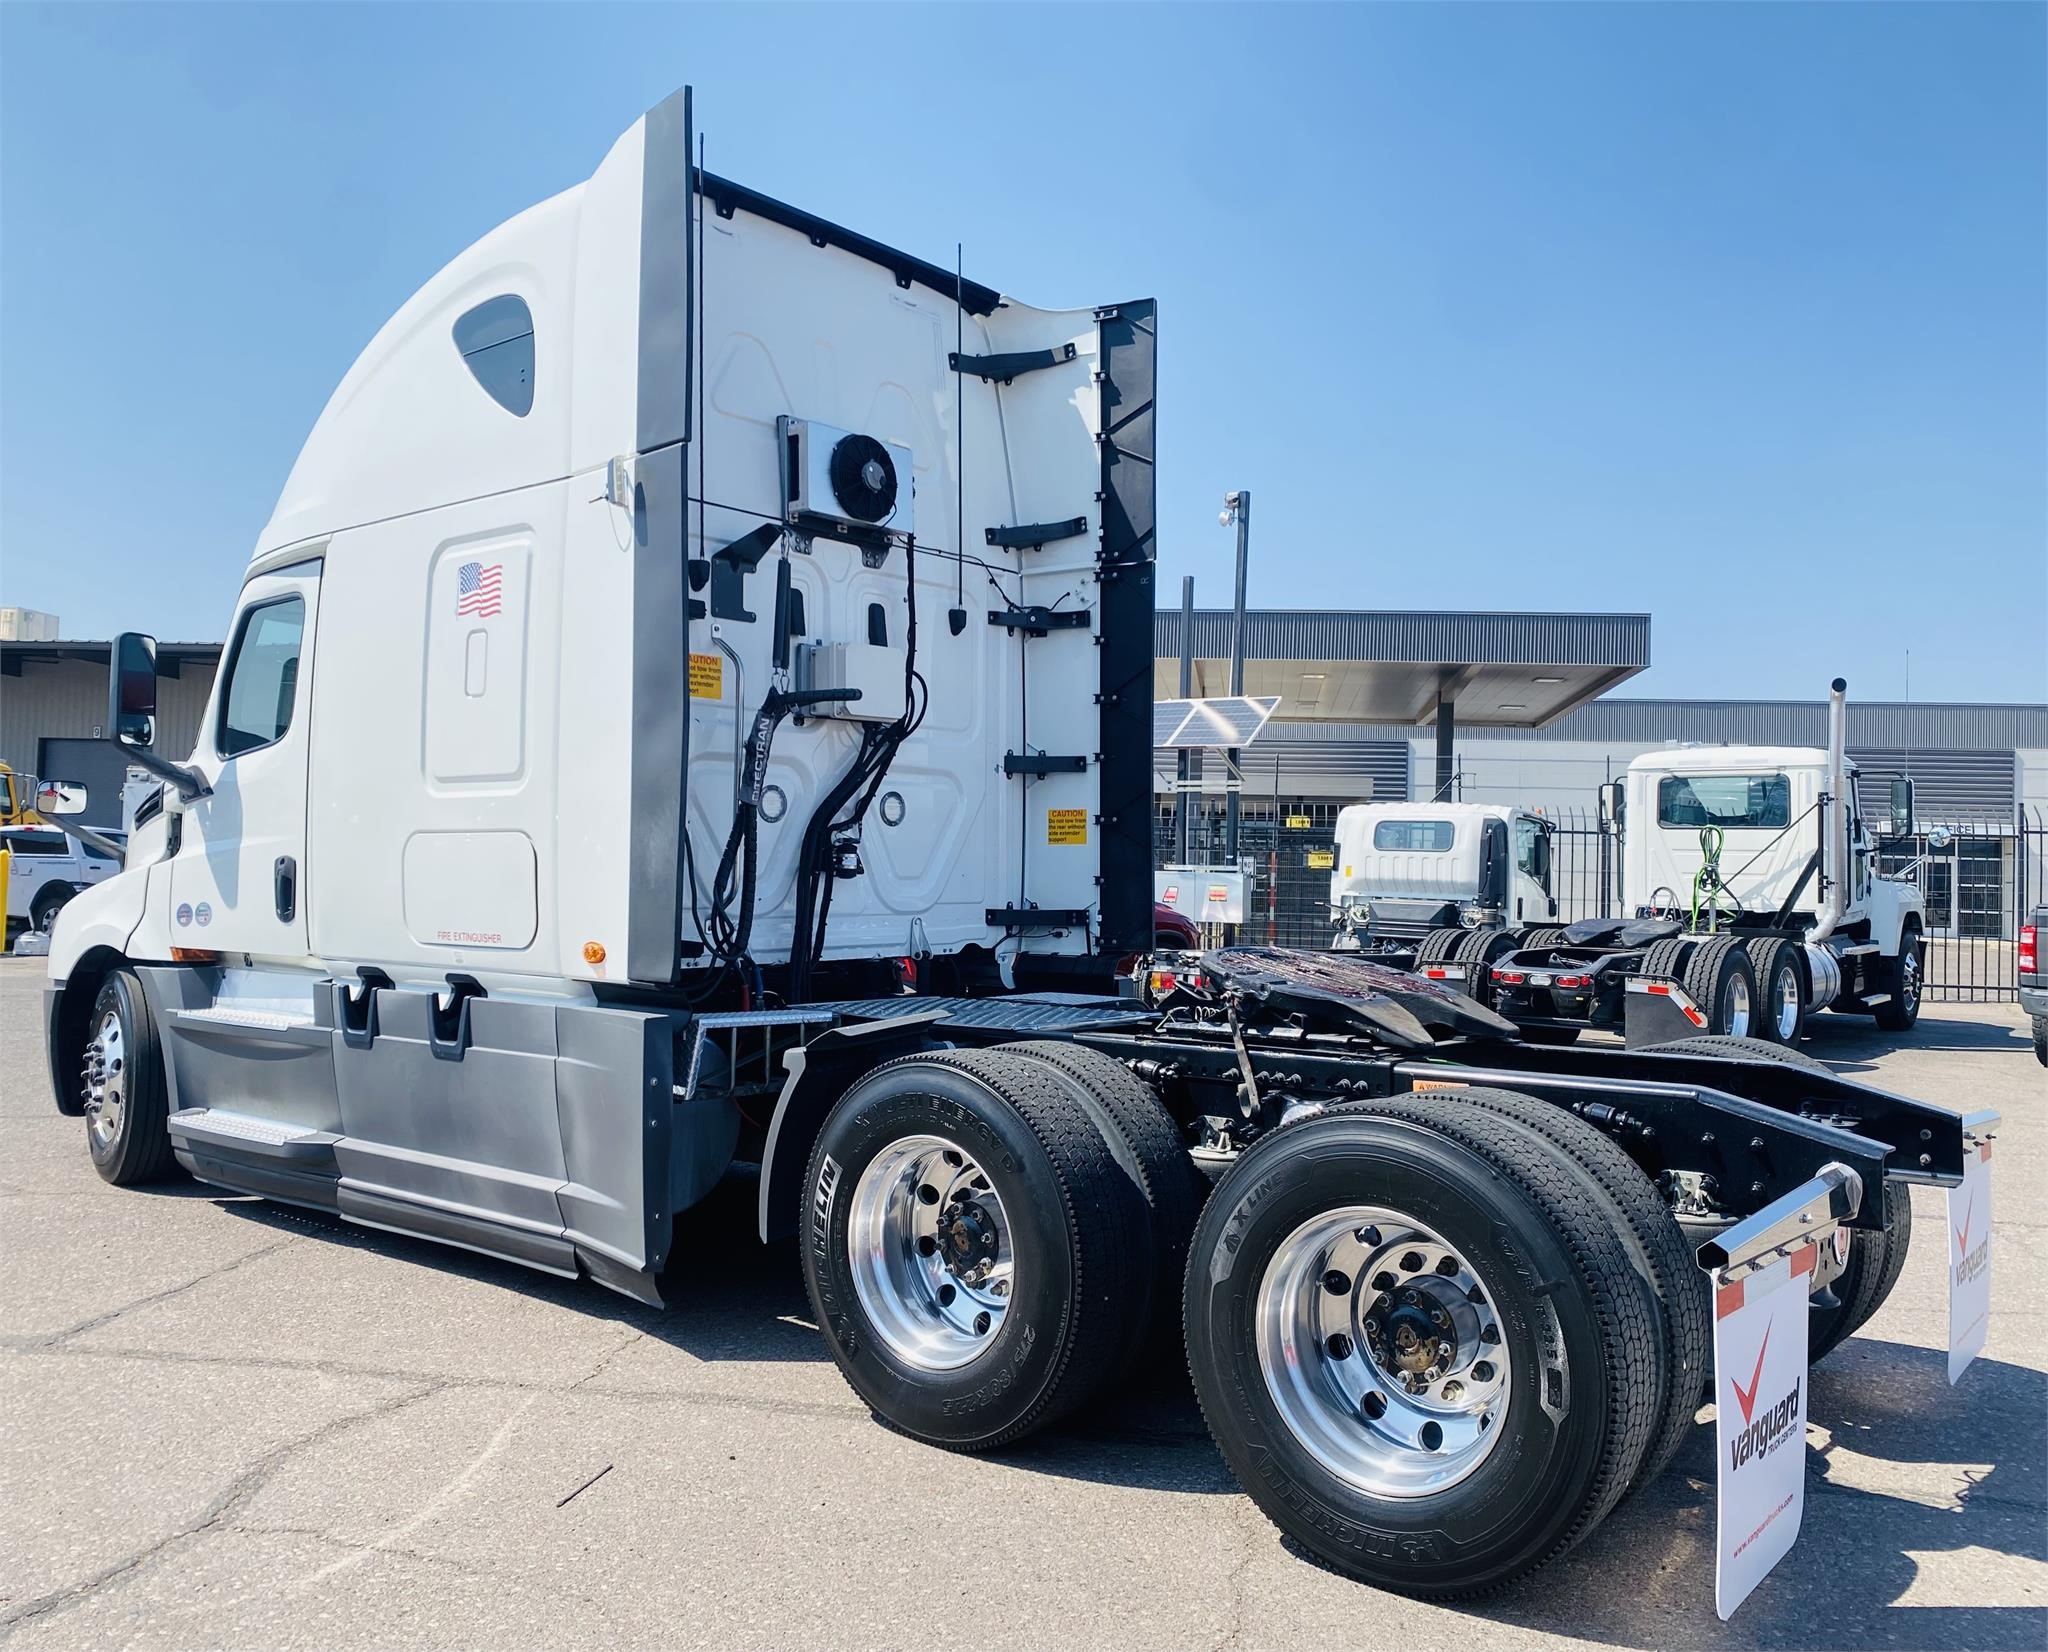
1156;795;2048;1004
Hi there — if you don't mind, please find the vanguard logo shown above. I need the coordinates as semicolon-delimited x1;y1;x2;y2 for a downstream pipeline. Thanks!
1953;1195;1990;1287
1728;1372;1803;1471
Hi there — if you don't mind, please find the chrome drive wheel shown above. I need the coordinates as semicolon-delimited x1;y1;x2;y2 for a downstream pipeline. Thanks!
847;1133;1013;1372
802;1051;1148;1450
1185;1100;1661;1596
1256;1205;1510;1497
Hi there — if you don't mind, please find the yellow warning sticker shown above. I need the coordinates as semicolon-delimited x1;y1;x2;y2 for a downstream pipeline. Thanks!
1410;1079;1468;1093
1047;809;1089;845
689;653;723;699
1306;849;1334;869
1286;814;1313;830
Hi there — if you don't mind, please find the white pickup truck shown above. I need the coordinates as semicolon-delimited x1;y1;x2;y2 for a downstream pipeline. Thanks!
3;827;122;937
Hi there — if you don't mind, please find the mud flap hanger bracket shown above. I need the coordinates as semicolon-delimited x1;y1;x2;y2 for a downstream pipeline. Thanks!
1696;1162;1863;1276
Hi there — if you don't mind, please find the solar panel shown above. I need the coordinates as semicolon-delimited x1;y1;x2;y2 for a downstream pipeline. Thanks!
1153;696;1281;749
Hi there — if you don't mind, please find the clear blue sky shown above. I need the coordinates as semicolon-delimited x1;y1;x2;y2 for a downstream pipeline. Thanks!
3;3;2043;702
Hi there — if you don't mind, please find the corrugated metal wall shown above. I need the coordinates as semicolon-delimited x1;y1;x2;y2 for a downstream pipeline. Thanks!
1850;748;2019;823
0;658;215;778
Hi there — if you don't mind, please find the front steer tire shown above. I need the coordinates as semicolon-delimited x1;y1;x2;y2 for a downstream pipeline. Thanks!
1185;1097;1661;1598
801;1049;1148;1452
85;968;176;1186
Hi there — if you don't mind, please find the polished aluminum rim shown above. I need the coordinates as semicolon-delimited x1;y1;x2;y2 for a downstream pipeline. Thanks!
1773;964;1801;1041
1725;971;1752;1039
84;1007;125;1150
847;1133;1013;1372
1900;948;1920;1012
1255;1205;1511;1498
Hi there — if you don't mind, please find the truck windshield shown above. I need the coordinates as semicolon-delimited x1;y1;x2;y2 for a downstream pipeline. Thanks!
1656;773;1791;830
1373;819;1455;852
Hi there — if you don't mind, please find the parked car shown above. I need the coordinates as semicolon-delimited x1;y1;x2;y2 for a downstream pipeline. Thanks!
1154;900;1199;951
2022;908;2046;1065
3;827;123;936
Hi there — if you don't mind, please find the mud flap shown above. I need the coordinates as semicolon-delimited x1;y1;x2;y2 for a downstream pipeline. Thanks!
1697;1165;1857;1619
1624;976;1709;1047
1948;1123;1995;1383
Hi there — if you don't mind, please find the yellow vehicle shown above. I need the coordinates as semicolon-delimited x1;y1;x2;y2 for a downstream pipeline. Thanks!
0;764;40;826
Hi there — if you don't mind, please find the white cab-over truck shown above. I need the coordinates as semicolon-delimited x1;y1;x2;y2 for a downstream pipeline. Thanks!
38;92;1993;1606
1329;798;1558;960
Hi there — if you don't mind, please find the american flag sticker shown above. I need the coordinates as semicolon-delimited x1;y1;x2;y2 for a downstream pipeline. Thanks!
456;560;503;618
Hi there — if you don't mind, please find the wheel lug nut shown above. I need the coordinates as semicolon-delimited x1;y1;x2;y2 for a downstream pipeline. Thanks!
1441;1380;1464;1401
1325;1333;1353;1360
1473;1360;1495;1382
1372;1271;1396;1292
1321;1269;1351;1296
1481;1324;1500;1345
1434;1256;1459;1277
1400;1251;1424;1273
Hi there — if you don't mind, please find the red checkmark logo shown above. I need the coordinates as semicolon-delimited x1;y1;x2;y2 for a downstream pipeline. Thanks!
1730;1319;1773;1424
1954;1193;1975;1260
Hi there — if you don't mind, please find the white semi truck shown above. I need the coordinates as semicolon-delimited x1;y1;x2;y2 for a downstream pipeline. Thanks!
38;91;1993;1604
1334;687;1932;1046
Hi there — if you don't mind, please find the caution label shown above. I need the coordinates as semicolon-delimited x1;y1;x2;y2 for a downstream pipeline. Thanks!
1047;809;1089;845
1286;814;1313;830
1306;848;1334;869
689;653;723;699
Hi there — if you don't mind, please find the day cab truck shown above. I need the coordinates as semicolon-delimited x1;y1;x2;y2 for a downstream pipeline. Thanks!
1328;799;1560;983
38;90;1995;1607
1488;690;1934;1047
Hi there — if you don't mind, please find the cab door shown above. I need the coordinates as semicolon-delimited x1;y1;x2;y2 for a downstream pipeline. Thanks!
1513;815;1557;923
169;562;320;960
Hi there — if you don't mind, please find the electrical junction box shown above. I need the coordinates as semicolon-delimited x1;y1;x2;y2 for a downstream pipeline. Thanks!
795;641;907;723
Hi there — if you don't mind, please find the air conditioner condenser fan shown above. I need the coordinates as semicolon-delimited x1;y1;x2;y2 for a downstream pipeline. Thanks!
827;433;898;523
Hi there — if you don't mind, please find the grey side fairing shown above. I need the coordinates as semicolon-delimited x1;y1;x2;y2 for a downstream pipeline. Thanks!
135;968;687;1302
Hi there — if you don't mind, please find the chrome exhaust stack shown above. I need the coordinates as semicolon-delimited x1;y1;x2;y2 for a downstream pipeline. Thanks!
1809;677;1851;943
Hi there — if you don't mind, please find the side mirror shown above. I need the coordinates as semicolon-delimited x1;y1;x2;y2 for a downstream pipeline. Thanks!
108;632;159;747
1599;780;1625;832
35;782;88;817
1888;778;1914;836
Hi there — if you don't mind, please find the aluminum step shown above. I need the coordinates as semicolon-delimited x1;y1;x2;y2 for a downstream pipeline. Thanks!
168;1108;339;1162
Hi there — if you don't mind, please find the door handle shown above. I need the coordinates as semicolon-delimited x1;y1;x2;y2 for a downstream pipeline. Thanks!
274;855;297;923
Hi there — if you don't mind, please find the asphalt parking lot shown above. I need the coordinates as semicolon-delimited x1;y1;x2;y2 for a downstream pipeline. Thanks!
1;957;2040;1651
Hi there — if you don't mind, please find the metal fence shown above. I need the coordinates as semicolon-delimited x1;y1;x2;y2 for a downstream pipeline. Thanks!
1155;796;2048;1003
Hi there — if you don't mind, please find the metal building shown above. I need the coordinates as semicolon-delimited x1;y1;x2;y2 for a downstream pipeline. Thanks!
1;642;220;824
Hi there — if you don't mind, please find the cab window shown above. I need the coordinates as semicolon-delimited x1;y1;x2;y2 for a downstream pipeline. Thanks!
217;596;306;757
1373;819;1455;852
1656;773;1790;830
1515;816;1551;890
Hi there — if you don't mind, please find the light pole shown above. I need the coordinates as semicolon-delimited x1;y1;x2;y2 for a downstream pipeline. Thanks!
1220;490;1250;861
